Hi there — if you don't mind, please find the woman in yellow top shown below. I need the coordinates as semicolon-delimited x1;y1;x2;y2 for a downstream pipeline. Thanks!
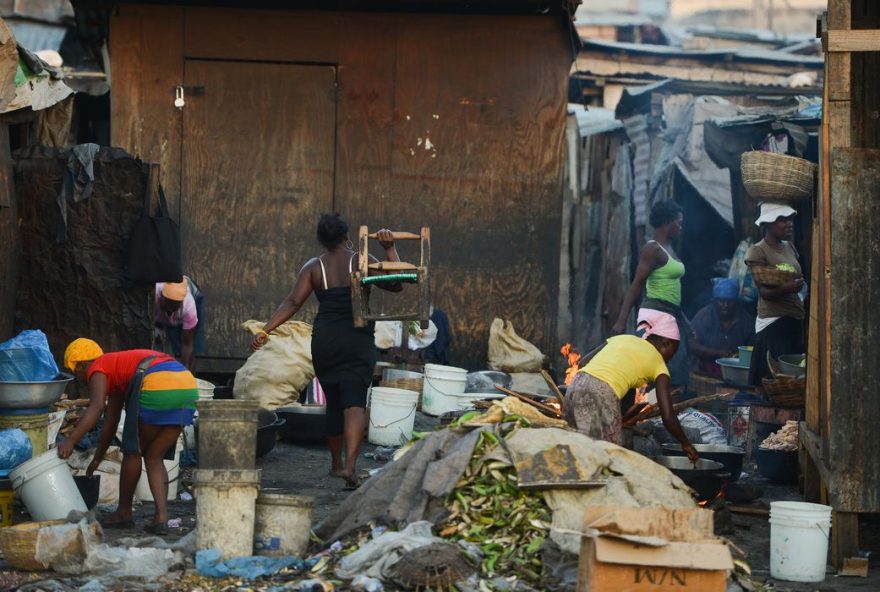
612;200;691;389
564;309;699;462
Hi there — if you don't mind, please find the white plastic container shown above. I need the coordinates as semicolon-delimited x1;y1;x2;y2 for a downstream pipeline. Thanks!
135;435;183;502
10;450;87;521
769;501;832;582
368;387;419;446
196;379;215;400
194;469;261;560
421;364;468;416
254;492;314;557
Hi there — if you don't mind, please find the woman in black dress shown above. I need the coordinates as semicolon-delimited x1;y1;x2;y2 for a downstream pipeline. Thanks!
252;214;401;487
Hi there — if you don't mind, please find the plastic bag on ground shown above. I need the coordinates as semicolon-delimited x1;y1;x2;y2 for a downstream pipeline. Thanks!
648;408;726;445
196;549;313;579
235;320;314;410
0;330;60;381
487;319;545;373
34;518;103;574
336;521;442;580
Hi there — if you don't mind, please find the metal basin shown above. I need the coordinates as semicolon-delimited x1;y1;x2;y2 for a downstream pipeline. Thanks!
716;357;750;387
661;443;745;480
653;456;730;501
466;370;512;394
0;373;74;409
777;354;806;378
276;405;326;445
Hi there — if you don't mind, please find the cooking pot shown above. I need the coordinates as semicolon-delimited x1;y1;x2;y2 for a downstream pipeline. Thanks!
653;456;730;501
661;443;745;480
276;405;326;445
257;409;285;459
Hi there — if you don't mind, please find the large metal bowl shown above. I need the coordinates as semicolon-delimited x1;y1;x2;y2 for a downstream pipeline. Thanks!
653;456;730;501
777;354;806;378
662;443;745;480
0;373;74;408
716;357;750;387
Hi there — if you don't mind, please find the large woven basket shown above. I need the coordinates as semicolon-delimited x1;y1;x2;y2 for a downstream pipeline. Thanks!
0;519;100;571
750;266;799;287
741;151;816;202
763;377;806;408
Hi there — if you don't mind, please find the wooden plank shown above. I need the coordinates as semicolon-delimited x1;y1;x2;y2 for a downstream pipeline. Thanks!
827;0;852;102
829;101;852;148
829;148;880;513
181;61;337;359
109;4;184;216
388;15;570;368
0;125;17;340
826;30;880;52
799;422;833;492
805;220;820;433
832;512;859;570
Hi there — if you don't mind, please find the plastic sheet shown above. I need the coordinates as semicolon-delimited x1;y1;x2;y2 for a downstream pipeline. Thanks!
0;428;33;471
196;549;316;579
0;330;59;381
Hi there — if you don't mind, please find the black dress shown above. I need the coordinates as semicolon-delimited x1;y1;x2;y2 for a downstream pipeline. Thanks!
311;278;375;436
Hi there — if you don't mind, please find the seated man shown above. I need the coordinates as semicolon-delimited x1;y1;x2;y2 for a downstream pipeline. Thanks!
690;278;755;378
154;277;204;370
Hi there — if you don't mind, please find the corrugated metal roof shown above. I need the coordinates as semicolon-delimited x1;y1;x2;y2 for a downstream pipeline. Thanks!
5;19;66;52
581;38;823;67
567;104;624;136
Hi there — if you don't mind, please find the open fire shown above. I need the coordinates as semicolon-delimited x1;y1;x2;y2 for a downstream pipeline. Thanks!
559;343;581;385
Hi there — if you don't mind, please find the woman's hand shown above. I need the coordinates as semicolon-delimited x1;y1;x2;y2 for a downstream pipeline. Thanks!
683;443;700;463
251;331;269;352
376;228;395;250
56;438;76;460
86;455;103;476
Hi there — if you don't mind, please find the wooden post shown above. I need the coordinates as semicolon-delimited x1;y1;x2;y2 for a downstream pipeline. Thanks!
832;512;860;568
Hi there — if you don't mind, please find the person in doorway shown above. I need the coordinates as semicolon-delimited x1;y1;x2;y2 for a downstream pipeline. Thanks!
154;277;204;371
56;338;197;534
611;200;691;390
564;310;699;462
251;213;402;488
690;278;755;378
745;203;805;387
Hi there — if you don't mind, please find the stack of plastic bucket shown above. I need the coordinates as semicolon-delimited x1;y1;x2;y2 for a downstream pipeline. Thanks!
194;400;260;559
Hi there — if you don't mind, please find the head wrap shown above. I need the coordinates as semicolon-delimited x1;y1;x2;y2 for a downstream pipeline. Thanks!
712;277;740;300
161;281;188;302
64;338;103;371
636;309;680;341
755;202;797;226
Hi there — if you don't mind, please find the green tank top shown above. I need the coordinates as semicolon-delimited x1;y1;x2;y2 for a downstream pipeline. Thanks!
645;245;685;306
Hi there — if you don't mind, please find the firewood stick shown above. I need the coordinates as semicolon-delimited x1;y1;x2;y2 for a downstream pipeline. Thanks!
541;370;566;406
493;385;562;417
635;392;728;421
728;505;770;517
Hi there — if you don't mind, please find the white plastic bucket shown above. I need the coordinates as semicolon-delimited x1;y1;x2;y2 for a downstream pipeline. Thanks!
194;469;261;560
10;450;87;521
422;364;468;416
254;492;314;557
196;379;215;400
135;435;183;502
769;501;832;582
368;387;419;446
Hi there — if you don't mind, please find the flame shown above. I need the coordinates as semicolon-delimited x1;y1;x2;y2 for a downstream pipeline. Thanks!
699;488;726;508
560;344;581;385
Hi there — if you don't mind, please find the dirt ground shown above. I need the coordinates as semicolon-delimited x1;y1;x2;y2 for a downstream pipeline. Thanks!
4;414;880;591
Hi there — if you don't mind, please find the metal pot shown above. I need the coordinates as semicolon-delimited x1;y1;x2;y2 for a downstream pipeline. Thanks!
276;405;326;445
465;371;512;394
257;409;285;458
661;443;745;480
653;456;730;501
0;373;73;408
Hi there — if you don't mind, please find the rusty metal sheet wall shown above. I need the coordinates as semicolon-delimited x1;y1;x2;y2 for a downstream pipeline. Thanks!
829;147;880;513
14;148;151;361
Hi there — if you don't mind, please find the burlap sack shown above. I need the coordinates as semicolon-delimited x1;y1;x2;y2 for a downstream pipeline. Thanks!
234;320;315;410
487;318;545;373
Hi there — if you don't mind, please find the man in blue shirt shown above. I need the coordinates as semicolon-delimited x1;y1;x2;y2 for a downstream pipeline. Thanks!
690;278;755;378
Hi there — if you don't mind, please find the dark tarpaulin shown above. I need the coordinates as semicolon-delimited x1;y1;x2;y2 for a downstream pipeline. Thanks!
13;146;152;363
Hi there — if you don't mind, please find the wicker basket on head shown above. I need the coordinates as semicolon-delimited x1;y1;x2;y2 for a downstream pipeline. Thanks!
750;265;800;287
741;151;816;202
0;519;101;571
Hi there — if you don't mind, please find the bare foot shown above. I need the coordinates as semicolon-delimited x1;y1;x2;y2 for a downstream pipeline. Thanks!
98;512;135;529
337;469;359;489
328;468;346;478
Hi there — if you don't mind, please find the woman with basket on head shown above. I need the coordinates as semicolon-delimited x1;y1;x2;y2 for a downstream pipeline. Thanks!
745;202;805;389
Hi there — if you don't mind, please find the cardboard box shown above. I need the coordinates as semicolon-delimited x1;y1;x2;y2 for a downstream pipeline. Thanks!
576;506;733;592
